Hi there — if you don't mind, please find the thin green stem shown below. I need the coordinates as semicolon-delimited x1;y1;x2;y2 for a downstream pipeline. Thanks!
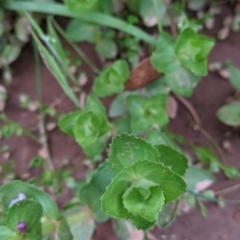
198;126;227;164
181;0;187;12
2;116;40;144
33;40;42;104
153;0;162;33
187;189;240;204
52;19;101;74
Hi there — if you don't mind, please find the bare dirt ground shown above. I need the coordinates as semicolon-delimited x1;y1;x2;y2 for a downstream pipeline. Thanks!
1;12;240;240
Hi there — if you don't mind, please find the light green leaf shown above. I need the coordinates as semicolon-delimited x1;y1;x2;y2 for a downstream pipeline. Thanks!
126;94;168;133
56;217;73;240
7;200;42;240
101;160;186;224
194;147;214;163
175;28;215;76
164;67;199;97
227;62;240;90
157;200;179;228
73;111;102;147
216;103;240;127
223;165;240;179
107;134;160;174
64;0;97;14
83;134;108;157
15;17;30;43
0;180;61;220
66;19;99;43
0;226;18;240
122;179;164;222
145;129;172;147
150;32;181;74
184;166;215;192
95;39;117;59
93;60;130;97
47;18;67;64
58;111;81;137
109;92;136;118
2;45;21;65
113;116;131;134
155;145;188;176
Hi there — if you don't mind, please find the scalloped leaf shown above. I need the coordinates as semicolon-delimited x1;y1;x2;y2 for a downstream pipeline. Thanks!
155;145;188;176
101;160;186;230
7;200;42;240
107;134;160;174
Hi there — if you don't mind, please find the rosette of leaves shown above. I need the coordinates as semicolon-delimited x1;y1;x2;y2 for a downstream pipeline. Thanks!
151;28;215;78
58;94;110;156
93;60;130;97
126;93;168;133
98;134;187;230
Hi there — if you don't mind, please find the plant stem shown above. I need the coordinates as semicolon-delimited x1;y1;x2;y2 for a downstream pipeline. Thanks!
153;0;162;33
38;114;54;170
2;116;40;144
33;38;55;171
215;183;240;196
52;19;101;74
181;0;187;12
33;40;42;103
187;189;240;204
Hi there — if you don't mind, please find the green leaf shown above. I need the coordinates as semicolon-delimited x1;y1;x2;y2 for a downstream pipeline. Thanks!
7;200;42;240
47;18;67;64
164;67;199;97
157;200;179;228
2;45;21;65
175;28;215;76
66;19;99;43
64;0;97;14
145;129;172;147
216;103;240;127
107;134;160;174
227;62;240;90
126;94;168;133
0;181;61;220
101;160;186;229
194;147;214;163
184;166;215;192
139;0;167;27
113;116;131;134
223;165;240;179
155;145;188;176
95;39;117;59
80;162;115;222
73;111;102;147
0;226;18;240
56;217;73;240
122;179;164;222
58;111;81;137
15;17;30;43
83;134;108;157
150;32;181;74
109;91;138;118
93;60;130;97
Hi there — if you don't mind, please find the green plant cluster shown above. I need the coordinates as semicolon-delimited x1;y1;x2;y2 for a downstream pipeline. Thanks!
1;0;240;239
